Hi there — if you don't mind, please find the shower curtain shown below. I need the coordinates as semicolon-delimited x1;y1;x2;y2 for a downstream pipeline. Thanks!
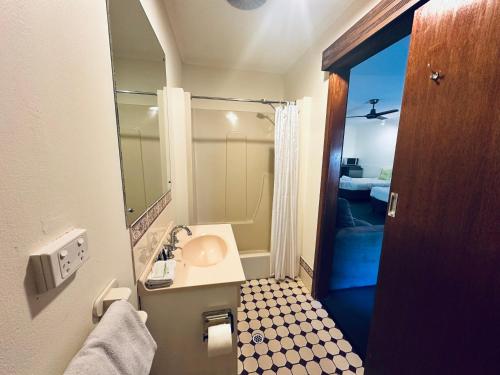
270;103;299;280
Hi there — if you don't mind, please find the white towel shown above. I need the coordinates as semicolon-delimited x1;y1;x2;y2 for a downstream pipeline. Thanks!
64;300;157;375
146;260;176;289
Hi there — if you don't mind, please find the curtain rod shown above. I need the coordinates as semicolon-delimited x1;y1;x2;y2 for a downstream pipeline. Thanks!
191;95;295;105
115;89;157;96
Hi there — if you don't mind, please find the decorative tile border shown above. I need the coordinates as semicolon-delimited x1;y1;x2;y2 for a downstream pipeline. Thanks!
129;191;172;247
299;257;313;278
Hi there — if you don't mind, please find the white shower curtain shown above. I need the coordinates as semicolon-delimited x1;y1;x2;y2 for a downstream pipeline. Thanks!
271;103;300;280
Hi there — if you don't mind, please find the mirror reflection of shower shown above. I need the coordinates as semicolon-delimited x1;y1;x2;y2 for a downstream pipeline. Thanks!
256;112;274;125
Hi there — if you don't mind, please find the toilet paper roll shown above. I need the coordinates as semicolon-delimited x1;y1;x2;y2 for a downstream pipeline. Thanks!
207;323;233;358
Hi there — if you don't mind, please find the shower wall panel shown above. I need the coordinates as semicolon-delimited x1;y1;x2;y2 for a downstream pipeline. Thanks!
192;109;274;251
118;103;162;223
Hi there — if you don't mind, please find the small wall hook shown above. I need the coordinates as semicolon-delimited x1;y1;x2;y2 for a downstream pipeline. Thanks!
428;63;443;83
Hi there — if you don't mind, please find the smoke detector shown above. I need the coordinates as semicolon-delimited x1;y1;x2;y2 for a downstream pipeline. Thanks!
227;0;266;11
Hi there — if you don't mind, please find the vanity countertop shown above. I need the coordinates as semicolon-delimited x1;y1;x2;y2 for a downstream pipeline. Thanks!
138;224;246;295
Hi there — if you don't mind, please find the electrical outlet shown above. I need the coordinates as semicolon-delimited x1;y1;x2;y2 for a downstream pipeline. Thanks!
31;228;89;293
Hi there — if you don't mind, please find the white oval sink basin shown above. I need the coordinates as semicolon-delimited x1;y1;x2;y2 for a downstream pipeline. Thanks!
182;235;228;267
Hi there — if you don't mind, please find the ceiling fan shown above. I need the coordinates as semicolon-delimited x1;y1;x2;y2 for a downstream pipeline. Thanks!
347;99;399;120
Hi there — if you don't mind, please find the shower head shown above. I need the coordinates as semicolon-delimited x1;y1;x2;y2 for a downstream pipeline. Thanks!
256;113;274;125
227;0;266;11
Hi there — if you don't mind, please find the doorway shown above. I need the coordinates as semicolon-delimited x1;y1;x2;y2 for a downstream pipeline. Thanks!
320;36;410;358
313;0;500;373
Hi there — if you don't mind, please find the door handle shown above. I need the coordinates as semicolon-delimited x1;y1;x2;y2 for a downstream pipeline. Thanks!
387;192;399;218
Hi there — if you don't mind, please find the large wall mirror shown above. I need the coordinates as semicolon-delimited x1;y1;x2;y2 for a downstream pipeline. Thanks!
107;0;171;226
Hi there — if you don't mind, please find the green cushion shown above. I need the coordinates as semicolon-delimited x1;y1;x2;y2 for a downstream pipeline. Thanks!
379;168;392;180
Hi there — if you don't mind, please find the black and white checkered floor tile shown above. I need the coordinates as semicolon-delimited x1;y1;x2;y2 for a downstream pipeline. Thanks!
237;278;364;375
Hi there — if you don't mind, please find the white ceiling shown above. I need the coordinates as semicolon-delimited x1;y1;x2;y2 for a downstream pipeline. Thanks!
163;0;353;73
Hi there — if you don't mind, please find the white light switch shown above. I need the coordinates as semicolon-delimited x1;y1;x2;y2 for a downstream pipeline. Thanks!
30;228;89;293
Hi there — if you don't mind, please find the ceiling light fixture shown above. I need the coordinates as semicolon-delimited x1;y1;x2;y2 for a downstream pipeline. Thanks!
227;0;266;11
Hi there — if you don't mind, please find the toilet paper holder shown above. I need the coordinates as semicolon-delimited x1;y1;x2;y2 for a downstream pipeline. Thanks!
202;308;234;341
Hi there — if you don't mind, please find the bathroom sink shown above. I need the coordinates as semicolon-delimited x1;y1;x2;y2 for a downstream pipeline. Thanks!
181;235;228;267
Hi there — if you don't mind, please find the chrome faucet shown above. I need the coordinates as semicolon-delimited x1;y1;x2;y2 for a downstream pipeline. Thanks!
169;225;192;246
161;225;192;260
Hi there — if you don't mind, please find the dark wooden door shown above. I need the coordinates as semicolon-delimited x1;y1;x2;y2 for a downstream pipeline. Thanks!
365;0;500;374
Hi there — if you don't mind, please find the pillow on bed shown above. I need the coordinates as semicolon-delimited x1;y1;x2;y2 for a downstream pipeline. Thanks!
379;168;392;180
336;198;355;228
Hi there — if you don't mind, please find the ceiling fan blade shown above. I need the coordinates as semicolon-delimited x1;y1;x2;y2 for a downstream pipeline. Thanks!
377;116;388;120
375;109;399;116
346;115;367;118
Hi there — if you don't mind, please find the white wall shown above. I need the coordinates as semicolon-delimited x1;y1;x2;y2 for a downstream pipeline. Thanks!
114;57;166;91
285;0;380;269
0;1;136;374
140;0;183;87
183;64;285;112
343;119;399;177
297;97;312;271
167;88;192;225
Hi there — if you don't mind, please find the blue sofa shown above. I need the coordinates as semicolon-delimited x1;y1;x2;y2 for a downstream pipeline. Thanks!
329;198;384;290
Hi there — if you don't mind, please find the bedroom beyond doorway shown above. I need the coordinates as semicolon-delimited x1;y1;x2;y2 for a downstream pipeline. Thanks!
321;35;411;358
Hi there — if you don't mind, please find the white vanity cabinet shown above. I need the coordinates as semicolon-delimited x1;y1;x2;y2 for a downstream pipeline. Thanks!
138;224;246;375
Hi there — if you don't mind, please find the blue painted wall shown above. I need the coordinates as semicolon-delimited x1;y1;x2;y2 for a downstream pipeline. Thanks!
346;36;411;116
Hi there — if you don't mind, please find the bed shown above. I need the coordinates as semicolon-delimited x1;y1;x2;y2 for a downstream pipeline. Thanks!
370;186;390;214
338;176;391;201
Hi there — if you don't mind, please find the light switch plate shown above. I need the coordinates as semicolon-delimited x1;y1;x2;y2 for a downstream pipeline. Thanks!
31;228;89;293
